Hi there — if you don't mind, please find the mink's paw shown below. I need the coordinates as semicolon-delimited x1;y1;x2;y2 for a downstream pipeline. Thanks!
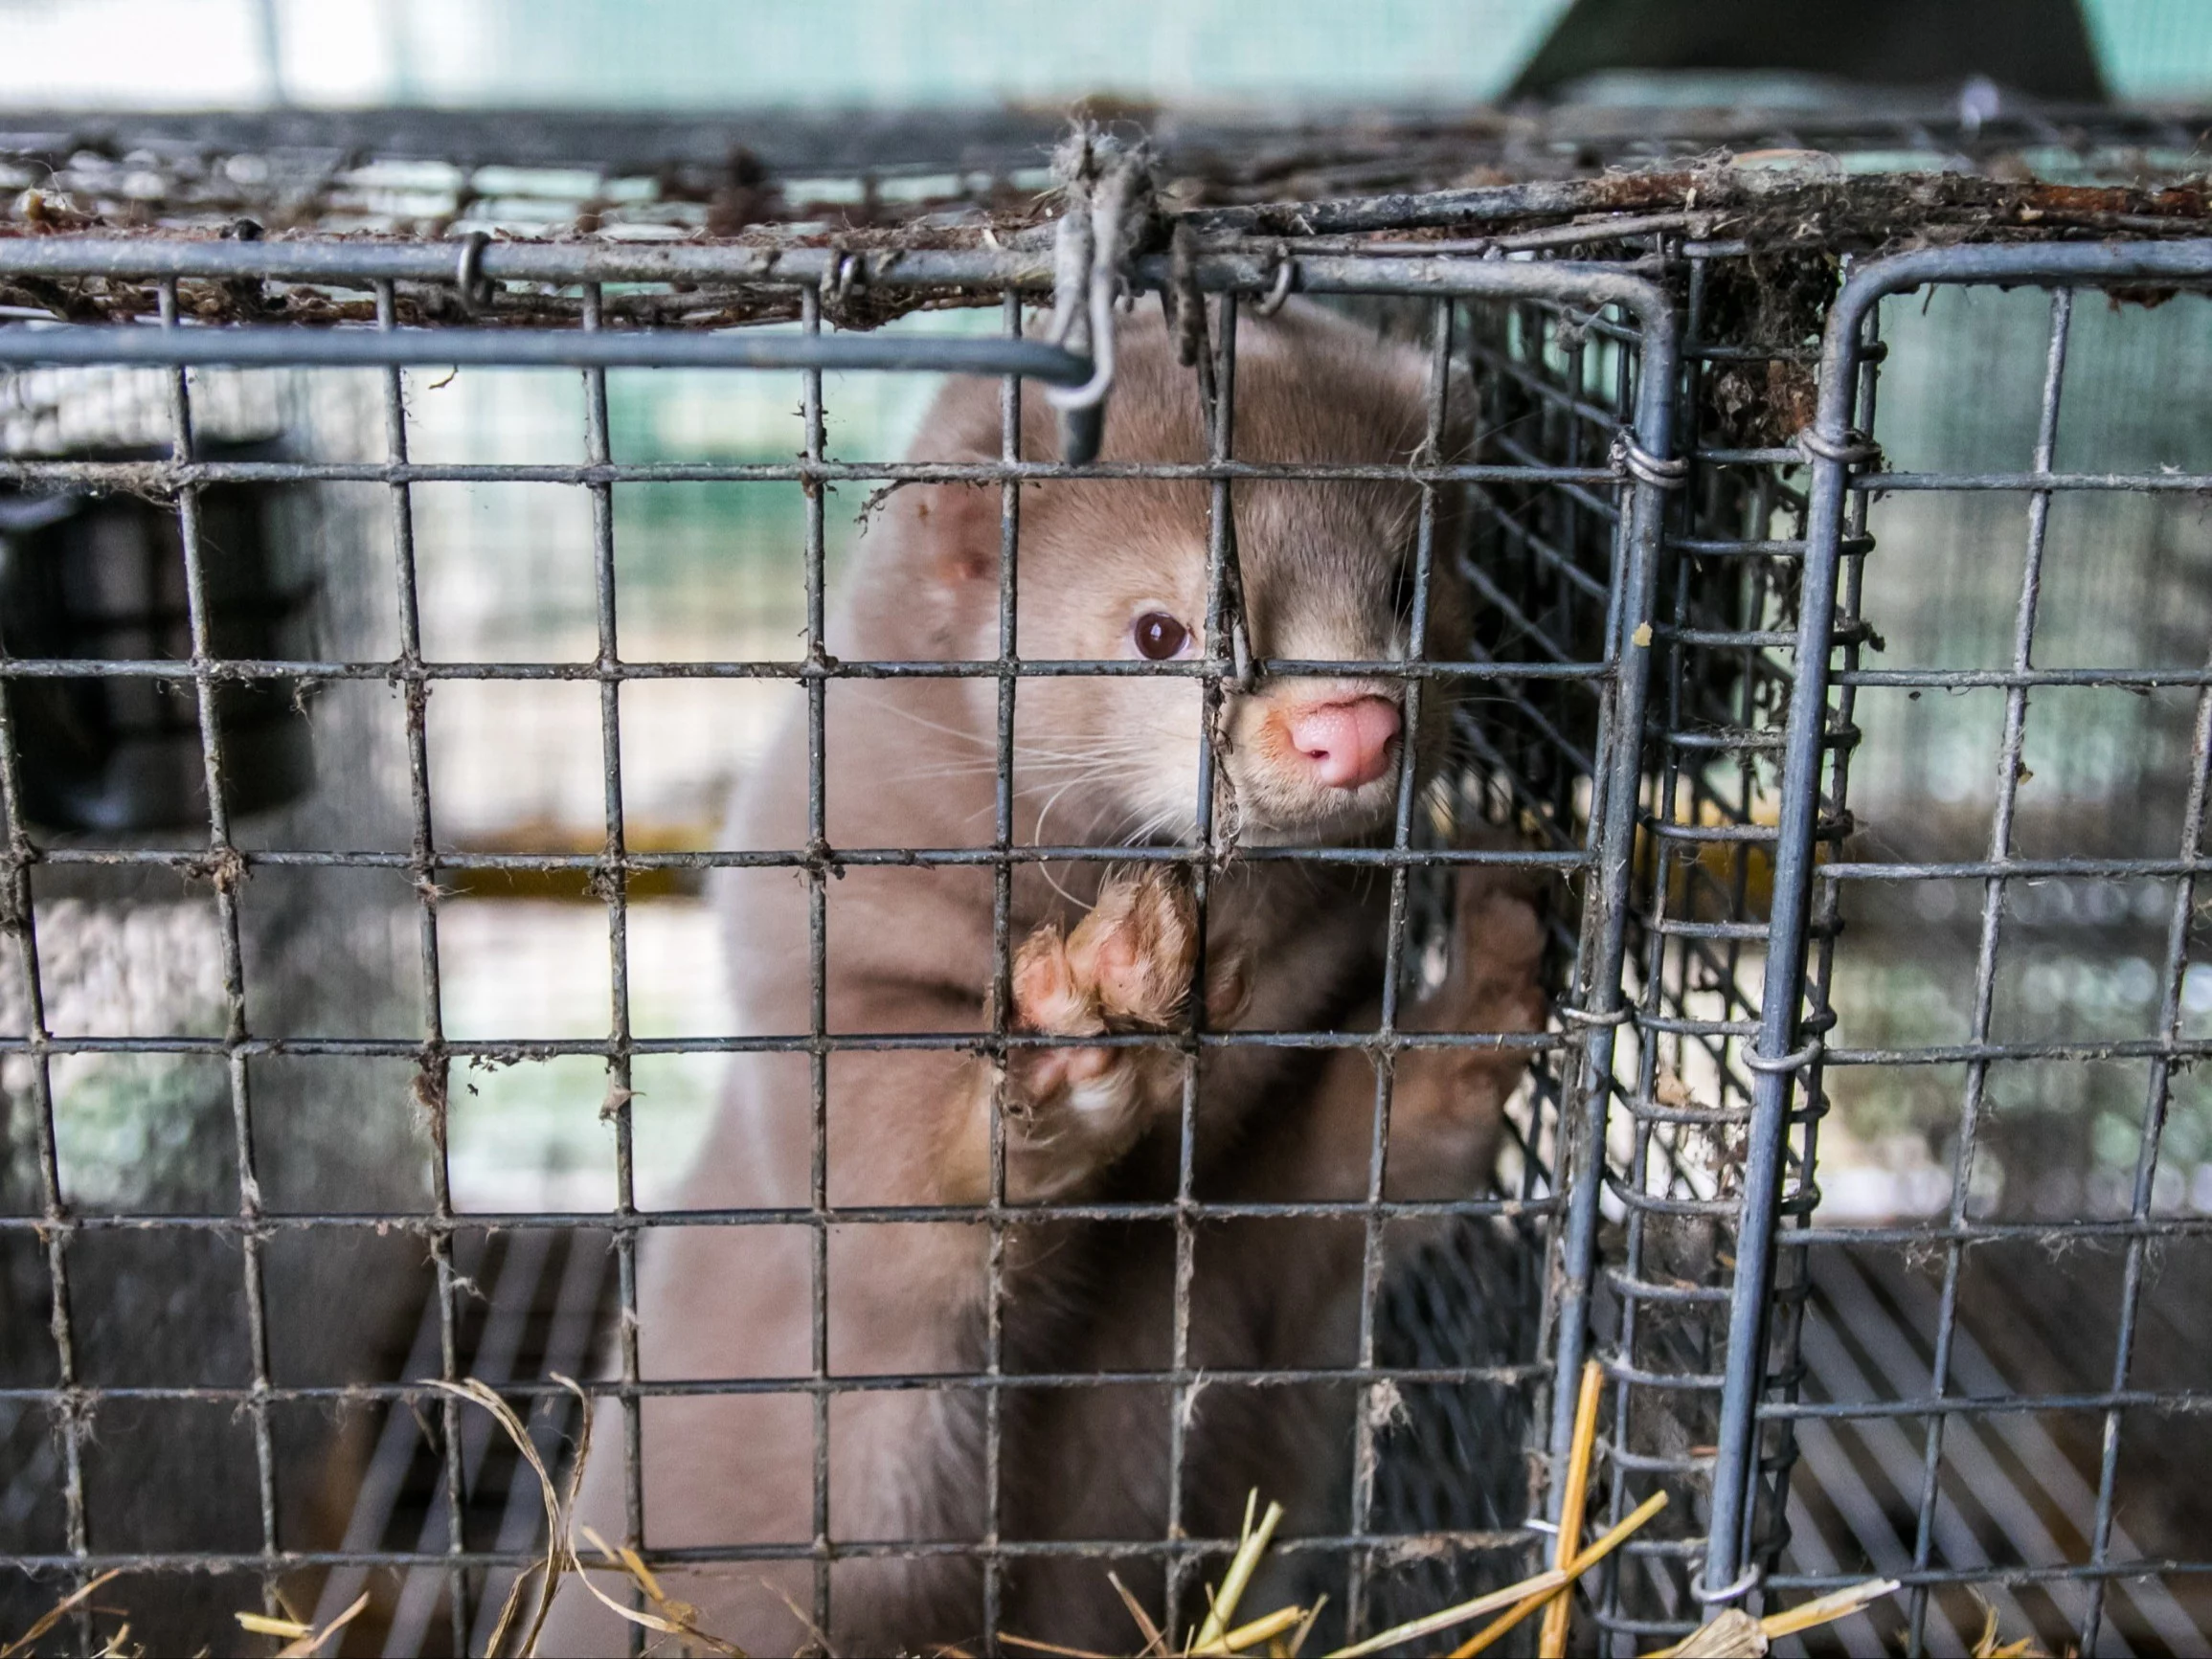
1422;865;1549;1040
1004;867;1243;1119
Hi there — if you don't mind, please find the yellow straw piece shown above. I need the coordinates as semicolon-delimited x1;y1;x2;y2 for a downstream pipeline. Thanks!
1320;1569;1569;1658
998;1634;1118;1658
1282;1593;1328;1658
1541;1358;1606;1658
1188;1603;1308;1656
235;1613;314;1639
1663;1608;1765;1657
426;1376;575;1659
1192;1495;1285;1652
1449;1490;1670;1658
273;1592;371;1659
1756;1578;1900;1641
1642;1576;1906;1657
1107;1570;1169;1658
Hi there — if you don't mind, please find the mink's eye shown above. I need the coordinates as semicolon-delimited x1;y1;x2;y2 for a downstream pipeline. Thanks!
1132;611;1190;661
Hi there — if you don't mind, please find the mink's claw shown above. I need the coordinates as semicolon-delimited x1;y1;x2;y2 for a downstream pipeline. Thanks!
1004;868;1239;1118
1017;866;1196;1035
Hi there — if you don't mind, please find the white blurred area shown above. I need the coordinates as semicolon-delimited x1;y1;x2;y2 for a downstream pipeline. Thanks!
394;357;944;1212
5;0;2210;112
0;0;1573;111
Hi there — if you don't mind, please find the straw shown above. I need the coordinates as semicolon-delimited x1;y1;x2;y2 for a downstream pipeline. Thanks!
1641;1578;1905;1658
422;1372;749;1659
235;1593;371;1658
2;1570;123;1659
1191;1492;1285;1652
1281;1596;1326;1659
423;1376;576;1658
1663;1608;1765;1657
1001;1635;1119;1658
1044;1491;1294;1659
1967;1591;2050;1658
1056;1455;1667;1659
1107;1571;1169;1658
236;1612;314;1639
274;1593;371;1659
573;1524;748;1658
1757;1579;1900;1641
1188;1603;1307;1657
1539;1359;1605;1657
514;1373;598;1657
1318;1570;1569;1658
1447;1490;1670;1659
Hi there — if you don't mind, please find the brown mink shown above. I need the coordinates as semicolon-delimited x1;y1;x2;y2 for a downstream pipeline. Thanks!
541;300;1546;1657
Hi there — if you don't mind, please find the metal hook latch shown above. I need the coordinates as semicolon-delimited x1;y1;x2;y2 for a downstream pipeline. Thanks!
453;230;493;315
1697;1563;1765;1606
1045;135;1152;465
823;250;865;309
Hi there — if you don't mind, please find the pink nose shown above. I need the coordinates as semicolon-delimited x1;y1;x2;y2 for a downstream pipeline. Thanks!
1283;696;1402;790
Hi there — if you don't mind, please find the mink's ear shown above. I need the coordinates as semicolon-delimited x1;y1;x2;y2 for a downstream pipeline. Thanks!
860;374;1038;655
897;477;1003;591
892;372;1020;594
862;469;1008;658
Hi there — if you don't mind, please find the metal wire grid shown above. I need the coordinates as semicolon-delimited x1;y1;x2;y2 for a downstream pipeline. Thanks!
1454;235;2212;1654
1543;260;1829;1648
1694;238;2212;1658
1445;279;1779;1647
0;240;1683;1652
16;220;2209;1658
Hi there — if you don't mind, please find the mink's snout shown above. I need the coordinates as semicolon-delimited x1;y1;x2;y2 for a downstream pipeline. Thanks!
1226;682;1419;840
1279;694;1402;790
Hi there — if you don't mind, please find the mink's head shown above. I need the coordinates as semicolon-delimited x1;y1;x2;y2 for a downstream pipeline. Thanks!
852;300;1475;849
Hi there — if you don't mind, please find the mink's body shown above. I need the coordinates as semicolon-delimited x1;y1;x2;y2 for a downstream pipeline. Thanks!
542;302;1546;1657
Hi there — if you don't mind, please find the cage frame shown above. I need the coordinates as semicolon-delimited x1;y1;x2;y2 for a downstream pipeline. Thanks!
1709;235;2212;1658
4;208;2212;1655
0;235;1681;1652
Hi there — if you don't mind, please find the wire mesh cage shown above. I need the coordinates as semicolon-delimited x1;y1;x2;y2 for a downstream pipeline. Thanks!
3;104;2212;1658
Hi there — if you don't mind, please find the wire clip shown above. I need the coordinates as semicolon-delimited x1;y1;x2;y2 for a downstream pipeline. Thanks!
1794;425;1883;469
1697;1563;1765;1605
452;230;492;315
1610;431;1688;489
824;249;865;307
1253;246;1298;317
1744;1038;1823;1075
1558;1002;1635;1029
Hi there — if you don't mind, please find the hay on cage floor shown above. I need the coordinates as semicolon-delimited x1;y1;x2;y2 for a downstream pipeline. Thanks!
8;1360;2048;1659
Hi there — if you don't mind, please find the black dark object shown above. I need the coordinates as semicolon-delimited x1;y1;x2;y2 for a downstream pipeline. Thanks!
1513;0;2107;102
0;457;313;832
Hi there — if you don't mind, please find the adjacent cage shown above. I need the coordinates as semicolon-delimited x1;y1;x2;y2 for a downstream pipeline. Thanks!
4;107;2212;1659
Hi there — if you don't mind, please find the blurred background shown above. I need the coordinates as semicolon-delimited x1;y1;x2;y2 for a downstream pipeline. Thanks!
4;0;2212;109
